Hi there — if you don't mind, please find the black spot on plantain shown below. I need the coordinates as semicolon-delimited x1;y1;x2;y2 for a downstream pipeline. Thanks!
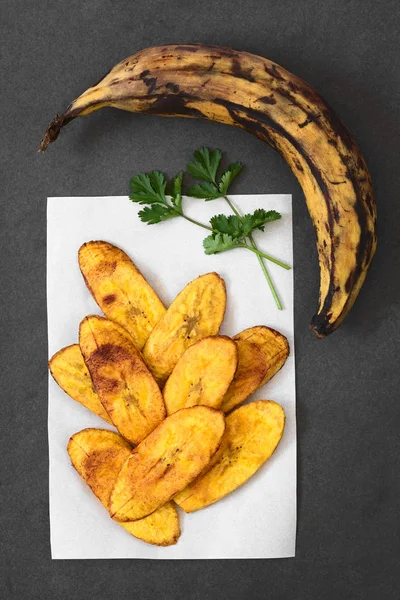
146;92;204;117
298;113;320;128
140;69;150;79
142;77;158;94
345;269;357;293
293;158;304;172
332;204;341;223
264;63;285;81
259;94;277;105
231;58;256;82
166;82;180;93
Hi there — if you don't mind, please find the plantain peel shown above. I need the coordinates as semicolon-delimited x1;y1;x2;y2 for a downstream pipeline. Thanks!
49;344;112;423
109;406;225;522
79;315;166;445
163;336;238;415
68;429;180;546
221;339;267;413
234;325;289;386
78;241;166;351
174;400;285;512
143;272;226;386
40;44;376;337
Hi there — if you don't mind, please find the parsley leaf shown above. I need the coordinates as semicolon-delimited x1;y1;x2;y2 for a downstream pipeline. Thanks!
203;233;240;255
210;214;243;239
138;204;177;224
219;162;243;195
240;209;281;236
130;171;167;204
169;171;183;212
130;170;183;224
188;182;220;200
210;209;281;238
187;147;222;183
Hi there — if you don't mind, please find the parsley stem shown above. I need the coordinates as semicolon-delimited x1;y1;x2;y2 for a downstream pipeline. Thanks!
221;194;283;310
180;212;213;231
240;245;291;269
253;248;283;310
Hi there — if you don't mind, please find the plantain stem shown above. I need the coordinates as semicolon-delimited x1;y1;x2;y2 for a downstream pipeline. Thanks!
222;194;284;310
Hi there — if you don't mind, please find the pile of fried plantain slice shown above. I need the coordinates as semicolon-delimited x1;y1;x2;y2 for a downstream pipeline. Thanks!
49;241;289;546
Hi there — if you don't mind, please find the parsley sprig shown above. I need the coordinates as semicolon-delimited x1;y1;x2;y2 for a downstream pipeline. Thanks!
129;148;290;309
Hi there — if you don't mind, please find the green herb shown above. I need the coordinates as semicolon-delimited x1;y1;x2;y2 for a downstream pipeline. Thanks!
129;148;290;309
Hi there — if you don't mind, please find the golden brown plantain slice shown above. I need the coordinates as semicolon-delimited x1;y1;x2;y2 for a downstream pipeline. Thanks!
174;400;285;512
143;273;226;385
109;406;225;522
68;428;180;546
163;336;238;415
220;340;267;413
49;344;112;424
78;241;166;350
234;326;289;386
79;315;166;445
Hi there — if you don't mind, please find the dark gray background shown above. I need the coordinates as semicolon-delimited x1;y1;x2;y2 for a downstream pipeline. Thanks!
1;0;399;598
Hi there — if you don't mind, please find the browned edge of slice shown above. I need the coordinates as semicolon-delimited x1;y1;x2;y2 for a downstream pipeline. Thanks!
234;325;289;386
221;339;267;413
174;400;285;512
163;335;238;415
109;406;226;522
67;428;180;546
78;240;166;350
79;315;166;445
143;272;227;385
49;344;112;424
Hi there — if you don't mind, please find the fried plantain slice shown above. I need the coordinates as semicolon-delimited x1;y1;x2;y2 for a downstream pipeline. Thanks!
109;406;225;522
220;339;267;413
174;400;285;512
49;344;112;424
163;336;238;415
234;326;289;386
78;241;166;350
68;428;180;546
79;315;166;445
143;273;226;385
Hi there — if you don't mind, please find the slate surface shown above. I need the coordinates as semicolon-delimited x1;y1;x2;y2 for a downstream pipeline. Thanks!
1;0;399;598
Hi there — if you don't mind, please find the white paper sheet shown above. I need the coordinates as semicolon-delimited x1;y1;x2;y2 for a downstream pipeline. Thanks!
47;194;296;559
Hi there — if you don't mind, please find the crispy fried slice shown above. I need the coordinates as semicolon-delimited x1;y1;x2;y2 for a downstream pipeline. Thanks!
68;429;180;546
175;400;285;512
49;344;112;424
78;241;166;350
109;406;225;522
163;336;238;415
143;273;226;385
234;326;289;386
79;316;166;445
220;340;267;413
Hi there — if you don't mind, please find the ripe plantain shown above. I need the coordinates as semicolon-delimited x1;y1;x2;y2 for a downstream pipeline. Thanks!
39;44;377;337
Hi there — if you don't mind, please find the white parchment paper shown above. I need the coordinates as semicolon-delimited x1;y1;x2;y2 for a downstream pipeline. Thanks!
47;194;296;559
